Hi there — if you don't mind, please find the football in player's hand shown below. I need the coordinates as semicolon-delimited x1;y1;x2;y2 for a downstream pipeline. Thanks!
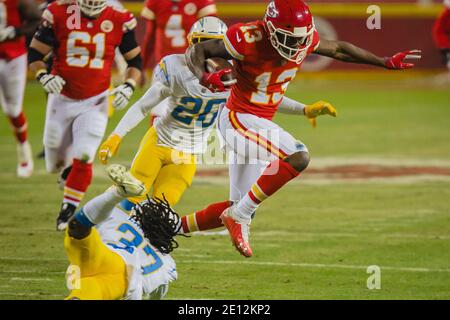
206;57;236;83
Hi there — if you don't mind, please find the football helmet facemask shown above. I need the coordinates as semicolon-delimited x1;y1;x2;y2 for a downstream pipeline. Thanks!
76;0;107;17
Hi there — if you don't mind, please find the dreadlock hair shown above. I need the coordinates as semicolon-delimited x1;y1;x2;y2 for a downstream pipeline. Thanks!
131;195;183;254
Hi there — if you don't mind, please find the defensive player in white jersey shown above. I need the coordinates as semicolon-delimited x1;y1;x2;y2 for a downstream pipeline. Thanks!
65;165;178;300
98;16;230;210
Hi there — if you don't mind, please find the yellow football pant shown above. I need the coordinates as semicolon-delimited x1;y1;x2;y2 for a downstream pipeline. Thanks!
128;126;197;205
64;228;127;300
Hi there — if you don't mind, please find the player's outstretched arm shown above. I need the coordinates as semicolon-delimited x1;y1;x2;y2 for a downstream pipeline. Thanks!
186;39;234;92
278;97;337;128
98;82;170;164
314;39;421;70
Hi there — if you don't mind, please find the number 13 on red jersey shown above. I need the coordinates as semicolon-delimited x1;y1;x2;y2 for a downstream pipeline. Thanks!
250;68;298;105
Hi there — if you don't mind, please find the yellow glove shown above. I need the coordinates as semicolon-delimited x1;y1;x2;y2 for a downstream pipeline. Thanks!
98;134;122;165
304;100;337;128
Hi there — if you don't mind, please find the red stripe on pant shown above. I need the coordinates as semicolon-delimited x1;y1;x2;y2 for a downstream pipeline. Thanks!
228;111;288;160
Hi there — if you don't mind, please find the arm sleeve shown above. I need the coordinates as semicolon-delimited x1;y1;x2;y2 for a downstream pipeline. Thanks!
118;30;139;55
223;23;246;61
113;82;171;137
32;9;57;47
277;97;306;115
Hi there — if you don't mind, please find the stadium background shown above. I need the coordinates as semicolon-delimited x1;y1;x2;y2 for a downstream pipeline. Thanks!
0;0;449;299
125;0;445;70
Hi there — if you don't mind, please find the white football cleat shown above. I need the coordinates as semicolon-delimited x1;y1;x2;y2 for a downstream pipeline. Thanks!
16;141;33;178
106;164;146;197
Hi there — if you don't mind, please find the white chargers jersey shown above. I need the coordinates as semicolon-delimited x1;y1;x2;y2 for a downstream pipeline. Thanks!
96;208;177;300
152;54;229;154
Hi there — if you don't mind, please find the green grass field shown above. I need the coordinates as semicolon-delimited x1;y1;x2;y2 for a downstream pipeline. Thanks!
1;75;450;299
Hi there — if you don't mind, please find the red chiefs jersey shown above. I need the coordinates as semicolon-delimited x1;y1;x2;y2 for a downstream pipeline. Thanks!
142;0;216;64
0;0;26;60
43;1;137;99
433;8;450;49
223;20;319;120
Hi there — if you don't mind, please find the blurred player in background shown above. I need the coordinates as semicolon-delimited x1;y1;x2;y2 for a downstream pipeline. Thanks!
433;0;450;72
28;0;142;231
187;0;422;257
64;166;178;300
140;0;217;122
0;0;40;177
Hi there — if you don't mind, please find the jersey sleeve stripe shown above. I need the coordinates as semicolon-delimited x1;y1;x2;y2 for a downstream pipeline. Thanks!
313;39;320;52
123;18;137;32
223;34;244;61
141;7;155;20
197;4;217;18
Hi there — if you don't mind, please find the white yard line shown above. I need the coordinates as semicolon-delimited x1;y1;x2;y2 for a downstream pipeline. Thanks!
0;270;65;274
0;292;62;298
6;277;54;282
3;257;446;274
193;175;450;185
178;259;450;273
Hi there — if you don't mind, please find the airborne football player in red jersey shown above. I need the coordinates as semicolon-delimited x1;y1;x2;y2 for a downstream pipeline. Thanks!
28;0;142;231
186;0;422;257
140;0;217;119
0;0;40;178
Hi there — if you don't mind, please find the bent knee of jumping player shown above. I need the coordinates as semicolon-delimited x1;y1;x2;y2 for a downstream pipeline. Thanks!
284;151;310;173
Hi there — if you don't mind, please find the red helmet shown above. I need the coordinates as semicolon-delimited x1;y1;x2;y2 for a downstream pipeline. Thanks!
263;0;315;64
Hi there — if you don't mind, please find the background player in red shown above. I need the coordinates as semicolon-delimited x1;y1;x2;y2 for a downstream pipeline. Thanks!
0;0;40;178
433;0;450;71
186;0;422;257
28;0;142;231
140;0;217;120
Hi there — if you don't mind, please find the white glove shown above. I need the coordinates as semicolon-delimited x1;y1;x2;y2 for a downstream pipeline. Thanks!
37;72;66;94
110;80;135;110
36;70;66;94
0;26;16;42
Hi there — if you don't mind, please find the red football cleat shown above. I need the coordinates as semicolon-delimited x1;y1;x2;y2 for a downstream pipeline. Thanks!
220;208;253;258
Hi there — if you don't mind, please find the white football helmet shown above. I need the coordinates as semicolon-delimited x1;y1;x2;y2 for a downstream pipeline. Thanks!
187;16;228;46
76;0;107;17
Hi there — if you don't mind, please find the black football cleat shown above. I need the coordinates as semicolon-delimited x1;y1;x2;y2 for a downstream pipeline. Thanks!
56;203;77;231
